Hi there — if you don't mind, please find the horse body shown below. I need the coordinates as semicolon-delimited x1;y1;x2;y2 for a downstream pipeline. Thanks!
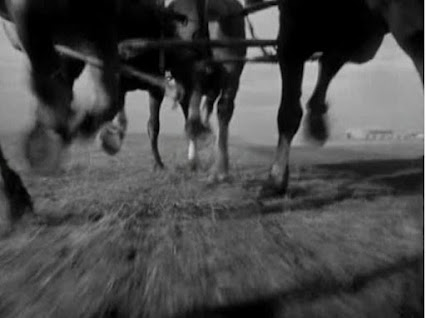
260;0;423;196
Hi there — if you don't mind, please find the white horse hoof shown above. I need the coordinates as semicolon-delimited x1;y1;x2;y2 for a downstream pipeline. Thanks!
207;172;229;184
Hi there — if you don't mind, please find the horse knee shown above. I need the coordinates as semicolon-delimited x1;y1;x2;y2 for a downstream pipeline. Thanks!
217;98;234;124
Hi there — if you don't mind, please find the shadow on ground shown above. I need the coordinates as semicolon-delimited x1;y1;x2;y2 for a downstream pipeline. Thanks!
173;256;423;318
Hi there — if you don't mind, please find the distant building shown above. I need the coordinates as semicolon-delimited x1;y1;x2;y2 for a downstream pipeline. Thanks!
345;129;394;140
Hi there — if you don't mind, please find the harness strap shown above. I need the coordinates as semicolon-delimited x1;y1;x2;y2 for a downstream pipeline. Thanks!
195;0;212;59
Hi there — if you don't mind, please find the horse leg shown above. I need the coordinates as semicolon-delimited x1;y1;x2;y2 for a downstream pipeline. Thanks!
13;27;75;172
393;34;424;82
185;62;213;142
208;74;239;183
179;91;200;170
77;31;120;139
305;55;345;144
261;58;304;197
387;7;424;83
0;143;32;224
201;88;220;128
99;89;127;155
147;89;165;170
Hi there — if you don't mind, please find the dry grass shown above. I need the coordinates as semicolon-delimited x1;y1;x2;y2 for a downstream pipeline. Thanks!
0;133;423;318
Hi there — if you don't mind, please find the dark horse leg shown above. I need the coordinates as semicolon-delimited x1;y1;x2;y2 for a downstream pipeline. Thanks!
304;54;345;145
386;0;424;83
0;143;32;223
14;19;75;172
147;89;165;170
261;20;306;196
185;62;214;145
201;88;220;128
180;90;203;171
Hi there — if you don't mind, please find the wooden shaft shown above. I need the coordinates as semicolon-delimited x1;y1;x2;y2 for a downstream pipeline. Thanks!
54;45;173;96
119;39;277;58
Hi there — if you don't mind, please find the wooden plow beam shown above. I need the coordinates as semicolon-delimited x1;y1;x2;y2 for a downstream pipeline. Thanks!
119;39;277;59
54;45;181;101
206;55;278;64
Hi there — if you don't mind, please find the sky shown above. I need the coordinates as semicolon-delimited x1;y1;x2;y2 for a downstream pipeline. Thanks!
0;6;423;146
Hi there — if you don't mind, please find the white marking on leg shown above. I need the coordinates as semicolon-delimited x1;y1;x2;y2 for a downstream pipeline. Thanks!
271;136;291;183
188;139;198;162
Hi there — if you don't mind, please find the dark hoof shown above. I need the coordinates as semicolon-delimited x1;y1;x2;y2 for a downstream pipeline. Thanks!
258;180;287;199
99;124;123;156
304;111;329;145
188;159;198;172
185;119;212;141
25;124;65;175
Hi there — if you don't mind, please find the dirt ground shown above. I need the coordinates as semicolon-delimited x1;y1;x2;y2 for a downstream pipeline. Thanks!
0;133;423;318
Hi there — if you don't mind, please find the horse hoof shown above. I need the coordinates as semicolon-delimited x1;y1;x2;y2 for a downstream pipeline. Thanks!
5;170;34;222
207;172;229;184
197;129;215;150
153;161;166;172
188;159;198;172
258;167;289;199
258;180;287;199
25;124;65;175
99;124;123;156
305;112;329;146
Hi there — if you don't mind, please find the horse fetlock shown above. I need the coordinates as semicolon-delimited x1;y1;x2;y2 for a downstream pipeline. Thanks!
1;165;34;222
259;165;289;198
209;162;230;183
188;158;199;171
270;163;289;190
185;118;212;141
24;123;66;175
304;110;329;145
153;160;165;171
